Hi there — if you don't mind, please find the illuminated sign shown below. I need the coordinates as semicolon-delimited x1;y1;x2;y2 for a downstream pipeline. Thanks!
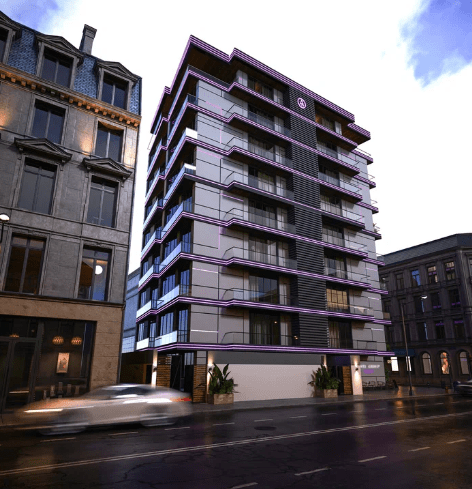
297;97;306;109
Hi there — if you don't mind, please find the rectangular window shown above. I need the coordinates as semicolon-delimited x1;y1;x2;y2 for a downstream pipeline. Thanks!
454;320;465;339
101;75;127;109
391;357;399;372
41;48;72;87
435;321;446;340
411;269;421;287
427;265;438;284
31;101;65;144
159;311;174;336
17;160;56;214
445;261;456;281
250;311;280;345
329;320;353;349
0;28;7;63
248;275;279;304
95;124;123;162
414;296;424;314
431;292;441;310
78;248;111;301
417;322;428;341
326;286;349;312
248;76;274;99
395;272;404;290
86;177;118;227
5;237;45;294
449;288;461;309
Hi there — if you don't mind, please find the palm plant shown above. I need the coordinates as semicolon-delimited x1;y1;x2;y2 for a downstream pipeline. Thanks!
208;363;236;394
308;365;340;390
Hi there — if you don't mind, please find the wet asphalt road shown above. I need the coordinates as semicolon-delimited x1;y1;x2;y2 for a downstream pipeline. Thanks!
1;394;472;489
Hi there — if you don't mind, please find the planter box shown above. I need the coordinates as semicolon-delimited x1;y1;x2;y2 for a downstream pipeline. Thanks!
315;389;338;398
207;393;234;405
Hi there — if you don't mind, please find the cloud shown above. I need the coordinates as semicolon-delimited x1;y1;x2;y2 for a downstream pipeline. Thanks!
2;0;62;31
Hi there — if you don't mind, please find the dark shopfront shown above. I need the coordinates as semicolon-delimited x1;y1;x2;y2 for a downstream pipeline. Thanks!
0;316;94;412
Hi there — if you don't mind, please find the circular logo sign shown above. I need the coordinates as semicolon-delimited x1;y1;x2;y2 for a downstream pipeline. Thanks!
297;97;306;109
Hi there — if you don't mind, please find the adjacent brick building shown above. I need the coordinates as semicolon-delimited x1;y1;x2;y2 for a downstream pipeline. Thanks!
0;11;141;411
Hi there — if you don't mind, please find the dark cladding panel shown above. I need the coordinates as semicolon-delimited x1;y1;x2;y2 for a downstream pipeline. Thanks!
299;314;329;347
286;86;316;120
293;207;322;241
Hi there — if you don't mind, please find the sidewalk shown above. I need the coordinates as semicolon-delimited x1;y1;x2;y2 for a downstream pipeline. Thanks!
0;386;452;428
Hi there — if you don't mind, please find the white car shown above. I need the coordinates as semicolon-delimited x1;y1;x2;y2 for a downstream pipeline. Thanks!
15;384;192;435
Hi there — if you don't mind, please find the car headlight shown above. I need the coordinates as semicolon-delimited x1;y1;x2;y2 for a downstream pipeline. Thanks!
24;408;63;413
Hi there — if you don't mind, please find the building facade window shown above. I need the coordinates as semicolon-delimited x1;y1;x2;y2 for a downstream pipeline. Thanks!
95;124;123;162
417;322;428;341
439;351;450;375
411;269;421;287
248;275;279;304
459;351;469;375
101;74;127;109
391;356;399;372
17;160;56;215
0;28;8;64
435;321;446;340
444;261;456;281
86;177;118;227
31;101;65;144
454;320;465;339
328;320;353;349
250;312;280;345
422;352;432;374
427;265;438;284
326;286;349;312
4;237;45;294
248;76;274;99
395;272;404;290
160;311;174;336
414;296;425;314
41;48;72;87
78;248;111;301
449;288;461;308
431;292;441;310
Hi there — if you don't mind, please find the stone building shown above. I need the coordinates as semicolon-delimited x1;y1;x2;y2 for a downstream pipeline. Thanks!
136;36;390;402
381;234;472;387
0;11;141;411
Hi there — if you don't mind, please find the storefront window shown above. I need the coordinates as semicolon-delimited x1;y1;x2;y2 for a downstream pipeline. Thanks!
440;351;449;375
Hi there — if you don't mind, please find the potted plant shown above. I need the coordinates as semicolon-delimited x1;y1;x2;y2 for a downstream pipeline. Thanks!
207;363;236;404
308;365;340;398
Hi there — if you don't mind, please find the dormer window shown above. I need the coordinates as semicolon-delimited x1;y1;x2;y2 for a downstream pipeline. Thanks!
0;28;7;63
41;48;72;87
102;74;127;109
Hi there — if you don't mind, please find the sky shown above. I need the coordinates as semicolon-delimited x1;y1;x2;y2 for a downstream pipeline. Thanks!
3;0;472;270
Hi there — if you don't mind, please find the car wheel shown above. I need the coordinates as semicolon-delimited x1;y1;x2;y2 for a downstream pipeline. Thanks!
39;411;89;435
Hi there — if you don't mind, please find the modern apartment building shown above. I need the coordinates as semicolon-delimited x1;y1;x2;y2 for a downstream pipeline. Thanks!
0;11;141;412
381;234;472;387
136;36;389;402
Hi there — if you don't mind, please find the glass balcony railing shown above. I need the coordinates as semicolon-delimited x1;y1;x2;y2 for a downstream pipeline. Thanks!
152;284;191;309
165;128;198;175
141;228;163;257
246;110;291;137
159;241;191;272
247;142;292;168
221;332;299;346
223;247;297;270
318;172;361;195
162;201;193;235
143;198;164;228
168;94;197;142
323;267;369;283
224;208;296;234
321;233;366;252
148;138;167;174
221;288;298;306
320;201;364;223
326;303;373;316
224;171;294;200
163;165;196;204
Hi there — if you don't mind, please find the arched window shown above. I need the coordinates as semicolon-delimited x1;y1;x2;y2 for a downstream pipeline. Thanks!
440;352;450;375
459;351;470;376
422;352;432;374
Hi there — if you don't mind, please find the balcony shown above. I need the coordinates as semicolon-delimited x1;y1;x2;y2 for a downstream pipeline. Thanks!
321;233;366;252
143;198;164;229
224;171;294;200
168;94;197;143
163;164;196;204
221;332;299;346
221;288;298;306
329;338;378;350
162;201;193;235
223;247;297;270
247;142;292;168
326;303;374;316
318;172;361;195
320;201;364;224
141;228;163;258
224;208;296;234
159;241;192;271
147;137;167;175
153;284;191;310
323;267;369;283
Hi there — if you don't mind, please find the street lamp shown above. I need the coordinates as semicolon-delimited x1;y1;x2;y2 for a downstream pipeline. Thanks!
0;213;10;243
400;294;427;396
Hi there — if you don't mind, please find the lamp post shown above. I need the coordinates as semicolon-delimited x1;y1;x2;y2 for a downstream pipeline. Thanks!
400;294;427;396
0;213;10;243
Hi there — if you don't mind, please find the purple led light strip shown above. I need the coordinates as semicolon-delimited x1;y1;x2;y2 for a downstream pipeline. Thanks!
364;258;385;266
140;341;393;357
137;294;376;323
358;202;379;212
141;206;368;263
138;249;370;291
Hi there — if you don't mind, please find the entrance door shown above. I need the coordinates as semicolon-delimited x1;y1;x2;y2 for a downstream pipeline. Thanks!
0;340;38;412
